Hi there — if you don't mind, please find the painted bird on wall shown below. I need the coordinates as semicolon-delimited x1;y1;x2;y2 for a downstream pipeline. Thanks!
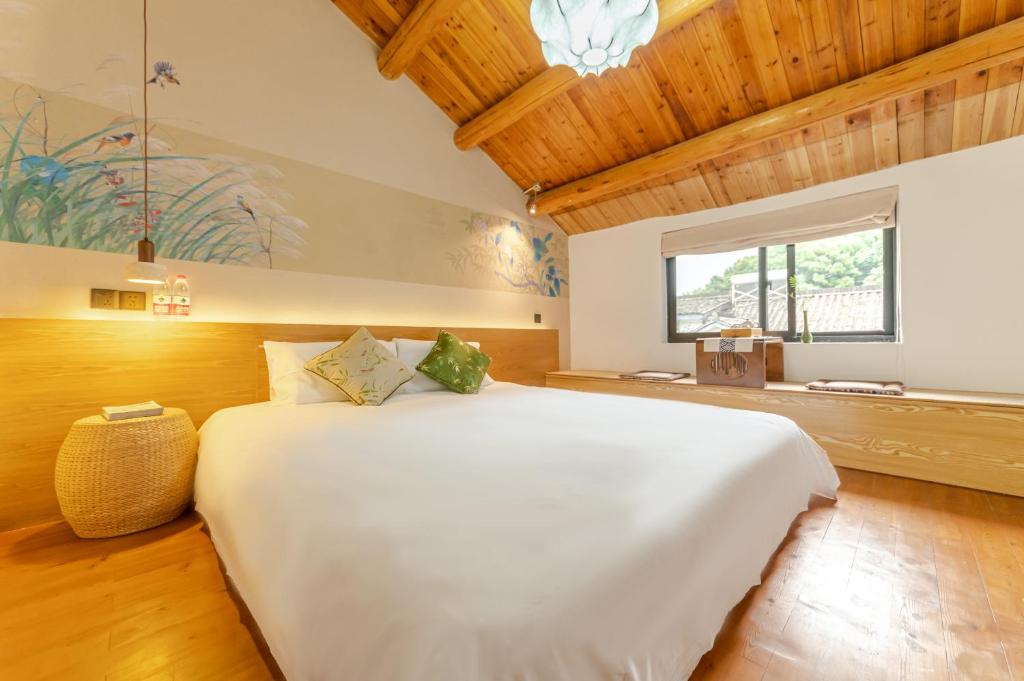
531;232;552;262
236;195;257;222
95;132;136;152
147;61;181;88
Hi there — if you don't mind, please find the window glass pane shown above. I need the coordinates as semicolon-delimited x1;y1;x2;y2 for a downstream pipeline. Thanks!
764;244;788;333
673;248;760;334
794;229;886;334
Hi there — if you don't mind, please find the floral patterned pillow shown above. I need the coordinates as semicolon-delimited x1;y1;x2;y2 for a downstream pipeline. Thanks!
416;330;492;394
304;328;413;406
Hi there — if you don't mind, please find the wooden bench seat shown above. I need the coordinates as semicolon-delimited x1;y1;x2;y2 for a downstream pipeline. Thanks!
546;370;1024;497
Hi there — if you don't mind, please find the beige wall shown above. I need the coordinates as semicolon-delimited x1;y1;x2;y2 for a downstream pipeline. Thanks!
570;136;1024;393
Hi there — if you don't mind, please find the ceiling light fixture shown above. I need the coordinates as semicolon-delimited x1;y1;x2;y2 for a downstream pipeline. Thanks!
125;0;168;286
530;0;658;77
524;183;542;216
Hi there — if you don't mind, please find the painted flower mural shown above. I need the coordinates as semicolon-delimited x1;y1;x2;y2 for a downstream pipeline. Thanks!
0;87;306;267
448;212;568;297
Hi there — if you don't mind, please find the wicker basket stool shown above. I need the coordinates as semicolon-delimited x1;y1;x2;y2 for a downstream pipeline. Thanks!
55;408;198;538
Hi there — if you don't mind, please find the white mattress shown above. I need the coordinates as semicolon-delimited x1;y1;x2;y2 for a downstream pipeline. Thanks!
195;382;838;681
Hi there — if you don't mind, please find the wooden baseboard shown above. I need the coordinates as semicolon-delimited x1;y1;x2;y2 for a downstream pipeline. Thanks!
546;370;1024;498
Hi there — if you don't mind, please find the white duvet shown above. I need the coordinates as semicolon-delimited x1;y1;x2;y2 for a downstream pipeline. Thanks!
195;383;838;681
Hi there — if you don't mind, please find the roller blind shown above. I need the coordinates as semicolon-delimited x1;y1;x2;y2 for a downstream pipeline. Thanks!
661;186;897;257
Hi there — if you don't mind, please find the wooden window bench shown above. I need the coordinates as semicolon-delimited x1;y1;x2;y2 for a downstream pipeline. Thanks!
546;370;1024;498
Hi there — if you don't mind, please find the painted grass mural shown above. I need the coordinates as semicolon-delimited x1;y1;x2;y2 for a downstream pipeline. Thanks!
0;87;306;267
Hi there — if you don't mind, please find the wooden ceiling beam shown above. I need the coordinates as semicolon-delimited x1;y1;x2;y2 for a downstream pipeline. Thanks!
377;0;466;80
455;66;579;150
534;16;1024;215
453;0;718;150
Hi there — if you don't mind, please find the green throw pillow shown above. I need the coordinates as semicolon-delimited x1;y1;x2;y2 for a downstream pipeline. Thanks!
304;327;413;406
416;330;492;394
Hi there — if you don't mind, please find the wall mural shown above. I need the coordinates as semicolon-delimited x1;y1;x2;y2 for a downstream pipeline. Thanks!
1;85;305;269
0;77;568;298
449;213;565;298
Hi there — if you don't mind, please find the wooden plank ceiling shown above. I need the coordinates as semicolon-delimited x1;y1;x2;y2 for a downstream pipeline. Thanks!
331;0;1024;234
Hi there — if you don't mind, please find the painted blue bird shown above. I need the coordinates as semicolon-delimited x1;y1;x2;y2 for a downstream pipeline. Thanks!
531;232;552;262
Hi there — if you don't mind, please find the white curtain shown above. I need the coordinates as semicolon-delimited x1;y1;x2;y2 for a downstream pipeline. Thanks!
661;186;898;257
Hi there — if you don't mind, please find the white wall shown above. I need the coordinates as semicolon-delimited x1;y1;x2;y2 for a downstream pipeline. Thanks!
570;136;1024;393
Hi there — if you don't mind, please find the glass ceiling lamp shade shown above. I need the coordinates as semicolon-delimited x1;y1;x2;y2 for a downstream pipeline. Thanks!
530;0;658;77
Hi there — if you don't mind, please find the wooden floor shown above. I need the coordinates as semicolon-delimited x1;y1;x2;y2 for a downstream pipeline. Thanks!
3;468;1024;680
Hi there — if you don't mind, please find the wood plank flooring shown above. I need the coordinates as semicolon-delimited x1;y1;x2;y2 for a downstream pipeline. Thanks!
0;515;274;681
690;468;1024;681
2;467;1024;680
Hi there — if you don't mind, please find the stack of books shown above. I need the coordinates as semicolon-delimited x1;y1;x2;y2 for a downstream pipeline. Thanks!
101;401;165;421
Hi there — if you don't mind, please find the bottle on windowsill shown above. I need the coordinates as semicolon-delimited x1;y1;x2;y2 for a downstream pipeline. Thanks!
801;309;813;343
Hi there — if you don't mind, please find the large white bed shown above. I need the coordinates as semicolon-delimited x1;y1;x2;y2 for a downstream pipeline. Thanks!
195;382;838;681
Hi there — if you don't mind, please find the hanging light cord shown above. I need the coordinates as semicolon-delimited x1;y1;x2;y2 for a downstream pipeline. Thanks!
142;0;150;242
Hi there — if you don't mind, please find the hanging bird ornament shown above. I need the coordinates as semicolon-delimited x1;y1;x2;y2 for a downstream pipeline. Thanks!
147;61;181;88
236;195;257;222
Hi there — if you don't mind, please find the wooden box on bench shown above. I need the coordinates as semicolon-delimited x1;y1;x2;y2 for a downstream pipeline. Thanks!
695;337;785;389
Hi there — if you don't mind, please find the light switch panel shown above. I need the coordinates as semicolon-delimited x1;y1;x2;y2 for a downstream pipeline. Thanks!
90;288;118;310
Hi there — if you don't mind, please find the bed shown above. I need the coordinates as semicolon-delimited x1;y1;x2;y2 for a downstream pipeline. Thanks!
195;382;839;681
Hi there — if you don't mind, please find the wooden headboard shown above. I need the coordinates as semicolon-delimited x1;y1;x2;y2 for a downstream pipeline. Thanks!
0;319;559;531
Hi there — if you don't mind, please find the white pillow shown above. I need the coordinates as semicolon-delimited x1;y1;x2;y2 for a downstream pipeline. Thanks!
394;338;495;394
265;339;398;404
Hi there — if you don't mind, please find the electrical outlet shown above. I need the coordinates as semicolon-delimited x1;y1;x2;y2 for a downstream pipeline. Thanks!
90;288;118;310
119;290;147;311
534;313;542;324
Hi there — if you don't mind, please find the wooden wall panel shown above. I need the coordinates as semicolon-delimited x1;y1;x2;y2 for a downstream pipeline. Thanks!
0;319;559;532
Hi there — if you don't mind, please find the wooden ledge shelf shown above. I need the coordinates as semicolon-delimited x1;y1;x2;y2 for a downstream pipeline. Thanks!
547;370;1024;409
546;370;1024;498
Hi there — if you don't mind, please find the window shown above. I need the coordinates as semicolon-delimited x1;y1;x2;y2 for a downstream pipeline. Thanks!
667;227;896;342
